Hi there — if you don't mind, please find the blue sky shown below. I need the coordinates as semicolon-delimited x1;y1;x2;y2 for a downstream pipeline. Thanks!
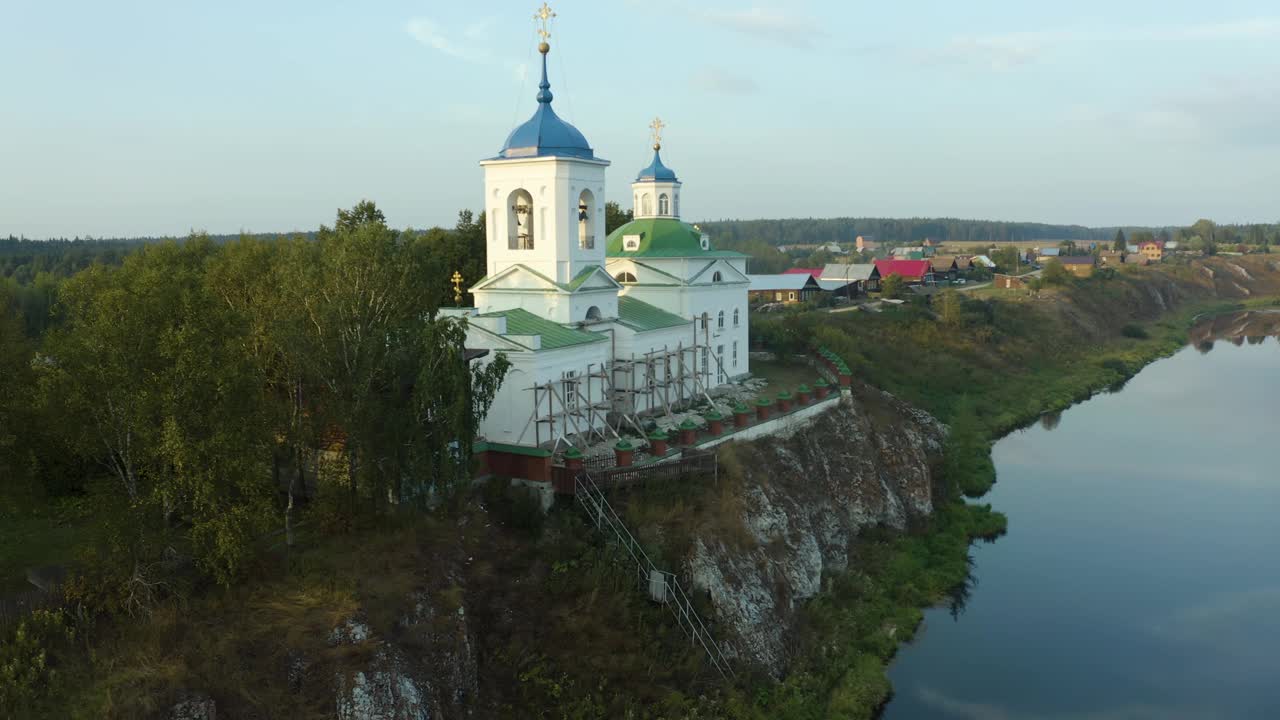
2;0;1277;238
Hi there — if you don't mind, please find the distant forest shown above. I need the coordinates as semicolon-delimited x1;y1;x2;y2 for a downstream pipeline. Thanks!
698;217;1138;247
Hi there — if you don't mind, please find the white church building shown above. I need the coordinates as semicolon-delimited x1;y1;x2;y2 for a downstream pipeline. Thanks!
448;24;749;451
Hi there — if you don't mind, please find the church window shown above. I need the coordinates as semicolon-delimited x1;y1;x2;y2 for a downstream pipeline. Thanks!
700;312;709;330
658;193;669;215
507;189;534;249
623;234;640;251
717;310;725;329
732;341;739;368
578;189;595;249
716;345;726;384
673;194;679;217
733;308;740;327
712;271;723;283
614;271;637;283
641;193;652;216
585;305;601;321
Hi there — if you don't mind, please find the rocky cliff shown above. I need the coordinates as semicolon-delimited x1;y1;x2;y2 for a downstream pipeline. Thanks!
687;387;945;676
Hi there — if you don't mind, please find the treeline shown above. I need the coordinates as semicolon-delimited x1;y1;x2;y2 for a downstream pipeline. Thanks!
698;217;1112;246
698;216;1280;249
0;202;507;611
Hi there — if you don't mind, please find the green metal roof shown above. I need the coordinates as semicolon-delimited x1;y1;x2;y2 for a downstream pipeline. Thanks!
616;296;690;332
605;217;747;259
476;307;605;351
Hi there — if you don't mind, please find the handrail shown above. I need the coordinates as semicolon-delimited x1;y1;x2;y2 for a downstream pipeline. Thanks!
574;470;736;680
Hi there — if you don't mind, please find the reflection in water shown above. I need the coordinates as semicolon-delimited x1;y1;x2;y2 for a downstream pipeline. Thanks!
1039;411;1062;431
883;334;1280;719
1188;309;1280;346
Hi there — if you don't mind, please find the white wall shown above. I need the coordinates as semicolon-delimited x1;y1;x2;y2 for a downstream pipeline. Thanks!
481;156;610;284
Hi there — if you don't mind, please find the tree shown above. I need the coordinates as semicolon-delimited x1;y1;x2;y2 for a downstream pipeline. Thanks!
992;246;1021;273
880;273;905;299
605;201;633;235
1113;229;1127;251
1041;259;1070;285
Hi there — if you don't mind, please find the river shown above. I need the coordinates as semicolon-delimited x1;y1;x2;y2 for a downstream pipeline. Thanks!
883;312;1280;719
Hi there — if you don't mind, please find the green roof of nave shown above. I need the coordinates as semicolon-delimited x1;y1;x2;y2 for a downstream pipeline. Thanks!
616;296;689;332
474;307;606;351
606;217;747;259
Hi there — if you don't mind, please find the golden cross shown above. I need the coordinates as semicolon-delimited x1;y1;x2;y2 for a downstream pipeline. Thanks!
534;2;555;42
649;116;665;149
451;270;464;305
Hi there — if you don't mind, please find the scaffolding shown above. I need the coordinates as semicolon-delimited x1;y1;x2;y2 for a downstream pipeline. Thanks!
519;337;731;450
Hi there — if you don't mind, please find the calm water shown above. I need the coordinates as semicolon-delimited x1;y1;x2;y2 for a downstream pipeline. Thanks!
884;323;1280;719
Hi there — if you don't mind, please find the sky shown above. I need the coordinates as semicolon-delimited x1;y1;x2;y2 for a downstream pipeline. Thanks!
2;0;1278;238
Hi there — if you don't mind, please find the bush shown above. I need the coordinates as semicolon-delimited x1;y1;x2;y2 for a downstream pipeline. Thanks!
1121;323;1149;339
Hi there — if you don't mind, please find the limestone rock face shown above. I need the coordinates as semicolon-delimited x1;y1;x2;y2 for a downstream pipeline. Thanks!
686;389;943;676
331;584;479;720
169;692;217;720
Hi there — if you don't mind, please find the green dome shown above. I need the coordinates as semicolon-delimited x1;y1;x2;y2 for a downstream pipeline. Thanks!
606;217;726;258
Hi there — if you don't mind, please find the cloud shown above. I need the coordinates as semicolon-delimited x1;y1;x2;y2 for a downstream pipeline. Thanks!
1151;17;1280;40
916;32;1057;71
406;17;527;82
697;6;826;49
406;18;489;63
690;66;758;95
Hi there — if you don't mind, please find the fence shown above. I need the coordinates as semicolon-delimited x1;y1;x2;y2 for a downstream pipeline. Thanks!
573;469;736;680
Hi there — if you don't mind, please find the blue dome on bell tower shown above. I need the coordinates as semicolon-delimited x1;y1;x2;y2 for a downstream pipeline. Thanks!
495;42;596;160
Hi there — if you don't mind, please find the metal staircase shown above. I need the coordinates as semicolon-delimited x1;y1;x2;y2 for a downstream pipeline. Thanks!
573;470;736;680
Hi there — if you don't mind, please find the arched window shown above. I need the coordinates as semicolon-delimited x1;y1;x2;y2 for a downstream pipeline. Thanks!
733;308;740;326
717;310;725;329
585;306;601;321
641;193;652;216
701;312;709;330
673;194;679;217
577;189;595;249
614;271;637;283
712;271;723;283
507;189;534;249
658;193;669;215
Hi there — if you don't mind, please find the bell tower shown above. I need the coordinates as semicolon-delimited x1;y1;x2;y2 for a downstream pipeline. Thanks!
478;3;610;285
631;117;682;220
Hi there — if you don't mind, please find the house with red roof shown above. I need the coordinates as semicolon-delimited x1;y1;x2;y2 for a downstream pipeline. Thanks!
783;267;823;279
873;259;934;285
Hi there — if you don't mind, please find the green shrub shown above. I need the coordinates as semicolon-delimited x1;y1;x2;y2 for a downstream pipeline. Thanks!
1121;323;1149;339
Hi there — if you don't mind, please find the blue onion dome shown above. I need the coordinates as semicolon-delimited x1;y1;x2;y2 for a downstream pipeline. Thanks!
636;147;678;182
496;44;595;160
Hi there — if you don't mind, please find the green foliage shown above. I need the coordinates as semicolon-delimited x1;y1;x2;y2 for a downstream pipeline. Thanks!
880;273;905;299
604;201;633;235
1113;229;1127;251
1121;323;1149;339
1041;259;1070;285
0;609;76;716
942;399;995;497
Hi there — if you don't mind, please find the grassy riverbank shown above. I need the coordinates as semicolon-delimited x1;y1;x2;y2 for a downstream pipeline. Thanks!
738;262;1280;716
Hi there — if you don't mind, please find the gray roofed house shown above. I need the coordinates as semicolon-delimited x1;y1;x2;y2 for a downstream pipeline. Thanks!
819;263;881;295
747;273;823;303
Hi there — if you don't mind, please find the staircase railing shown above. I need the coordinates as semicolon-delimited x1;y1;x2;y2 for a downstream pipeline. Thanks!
574;470;736;680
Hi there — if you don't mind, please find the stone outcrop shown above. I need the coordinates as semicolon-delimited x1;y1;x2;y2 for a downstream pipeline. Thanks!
686;388;944;676
330;584;479;720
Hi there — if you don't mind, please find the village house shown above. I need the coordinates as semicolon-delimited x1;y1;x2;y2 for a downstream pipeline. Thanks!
1137;239;1165;262
1035;247;1061;264
1059;255;1097;277
748;273;822;304
819;262;881;296
929;255;960;282
873;258;934;285
855;235;879;252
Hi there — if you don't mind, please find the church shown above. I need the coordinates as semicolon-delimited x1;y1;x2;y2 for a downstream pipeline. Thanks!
447;8;750;452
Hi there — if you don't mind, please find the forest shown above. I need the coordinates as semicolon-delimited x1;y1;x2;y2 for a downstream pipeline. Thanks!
0;202;508;614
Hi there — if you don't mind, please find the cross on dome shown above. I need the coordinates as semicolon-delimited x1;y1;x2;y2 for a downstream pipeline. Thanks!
649;117;666;151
